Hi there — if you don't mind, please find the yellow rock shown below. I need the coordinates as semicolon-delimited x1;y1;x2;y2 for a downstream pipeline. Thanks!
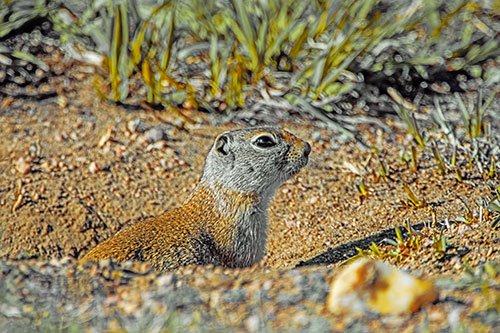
327;258;438;315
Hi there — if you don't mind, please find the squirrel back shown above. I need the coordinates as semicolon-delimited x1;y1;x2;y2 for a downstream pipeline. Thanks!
82;127;310;271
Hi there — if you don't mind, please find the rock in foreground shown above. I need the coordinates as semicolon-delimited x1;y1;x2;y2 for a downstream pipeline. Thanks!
327;259;438;315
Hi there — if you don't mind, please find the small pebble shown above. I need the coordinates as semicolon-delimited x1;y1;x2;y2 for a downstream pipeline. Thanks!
127;118;147;134
114;145;126;157
89;162;100;174
31;191;39;201
14;157;31;175
146;140;167;152
246;315;260;332
140;127;166;144
308;196;318;204
57;95;67;109
98;128;113;148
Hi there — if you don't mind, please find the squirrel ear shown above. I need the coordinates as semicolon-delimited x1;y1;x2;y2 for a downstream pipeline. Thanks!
215;134;230;155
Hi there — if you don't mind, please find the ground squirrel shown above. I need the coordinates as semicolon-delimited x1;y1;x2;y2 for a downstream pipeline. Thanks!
82;127;310;271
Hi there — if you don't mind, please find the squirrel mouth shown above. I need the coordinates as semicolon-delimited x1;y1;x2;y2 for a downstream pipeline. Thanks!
286;156;308;177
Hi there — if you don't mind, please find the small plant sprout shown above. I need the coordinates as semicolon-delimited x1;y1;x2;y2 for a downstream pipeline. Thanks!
472;90;484;138
343;247;374;265
344;242;386;264
473;142;484;174
431;143;446;175
451;146;457;167
377;157;389;181
394;104;425;148
466;153;474;170
432;228;448;259
403;184;426;207
369;242;384;258
397;224;415;248
455;88;498;140
488;155;497;178
450;147;464;181
355;178;367;196
399;149;410;168
430;208;438;228
372;151;390;183
382;222;422;261
455;92;471;138
477;191;500;229
456;196;474;224
431;96;457;146
411;145;418;172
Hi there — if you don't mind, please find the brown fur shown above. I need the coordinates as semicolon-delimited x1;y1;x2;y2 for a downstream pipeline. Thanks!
83;184;258;270
81;127;310;271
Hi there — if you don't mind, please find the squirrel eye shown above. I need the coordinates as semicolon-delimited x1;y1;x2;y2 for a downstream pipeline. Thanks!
253;135;276;148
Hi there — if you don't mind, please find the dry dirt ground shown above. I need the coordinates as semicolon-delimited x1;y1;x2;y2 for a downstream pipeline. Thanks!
0;62;499;331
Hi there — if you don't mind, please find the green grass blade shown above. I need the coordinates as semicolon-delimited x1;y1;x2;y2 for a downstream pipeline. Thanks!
289;23;308;60
161;10;175;71
403;183;425;207
233;0;258;70
110;5;122;101
117;0;130;101
11;50;49;71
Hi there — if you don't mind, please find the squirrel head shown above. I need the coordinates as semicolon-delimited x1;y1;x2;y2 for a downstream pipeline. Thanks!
200;127;310;203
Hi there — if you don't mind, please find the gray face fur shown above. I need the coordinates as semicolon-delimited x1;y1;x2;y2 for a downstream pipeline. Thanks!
201;127;310;203
198;127;310;267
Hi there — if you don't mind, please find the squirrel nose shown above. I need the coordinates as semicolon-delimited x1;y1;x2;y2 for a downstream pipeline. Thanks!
303;142;311;158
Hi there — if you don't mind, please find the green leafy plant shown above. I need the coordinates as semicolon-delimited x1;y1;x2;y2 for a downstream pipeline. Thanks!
1;0;499;124
0;0;57;71
455;88;500;140
477;187;500;229
369;0;500;87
